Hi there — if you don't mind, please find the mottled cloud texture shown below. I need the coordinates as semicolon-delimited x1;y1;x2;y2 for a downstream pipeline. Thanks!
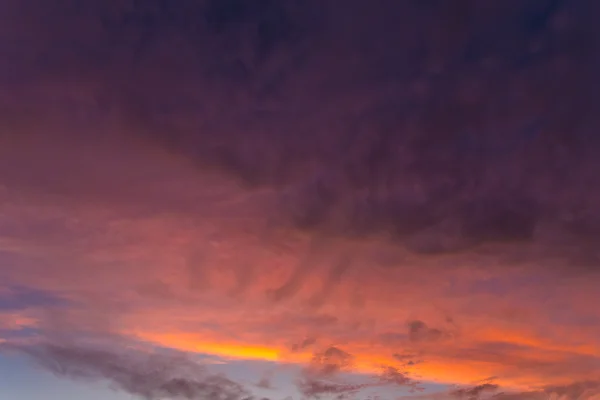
6;340;256;400
1;0;600;399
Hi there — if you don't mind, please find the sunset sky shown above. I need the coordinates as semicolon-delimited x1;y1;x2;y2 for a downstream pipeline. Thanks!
1;1;600;399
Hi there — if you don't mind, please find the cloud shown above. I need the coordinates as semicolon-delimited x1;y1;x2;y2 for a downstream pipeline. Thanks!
407;380;600;400
308;346;355;377
6;338;260;400
378;366;419;389
487;380;600;400
296;377;367;400
297;346;369;399
0;285;68;311
256;376;273;390
0;0;600;396
290;337;317;353
267;237;329;303
392;352;424;367
541;380;600;400
296;345;421;399
307;253;353;308
451;383;499;400
39;0;595;276
296;363;421;399
407;320;455;344
2;0;600;271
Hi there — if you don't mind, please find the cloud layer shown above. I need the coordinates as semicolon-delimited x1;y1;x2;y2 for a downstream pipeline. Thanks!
1;0;600;399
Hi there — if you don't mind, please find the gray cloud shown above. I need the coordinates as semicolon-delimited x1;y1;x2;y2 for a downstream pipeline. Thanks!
6;339;258;400
378;366;419;389
296;378;367;400
451;383;499;400
308;346;354;377
417;378;600;400
486;380;600;400
297;346;366;399
297;347;420;399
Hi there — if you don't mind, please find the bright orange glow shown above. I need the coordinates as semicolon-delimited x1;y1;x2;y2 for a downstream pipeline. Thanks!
130;330;564;390
133;332;282;362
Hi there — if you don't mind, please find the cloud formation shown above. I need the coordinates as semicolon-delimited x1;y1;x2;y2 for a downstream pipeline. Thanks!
451;383;499;400
308;346;355;377
448;380;600;400
407;321;455;344
0;0;600;399
6;339;257;400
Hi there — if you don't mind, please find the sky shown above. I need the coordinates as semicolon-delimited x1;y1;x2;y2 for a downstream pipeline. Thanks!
0;0;600;399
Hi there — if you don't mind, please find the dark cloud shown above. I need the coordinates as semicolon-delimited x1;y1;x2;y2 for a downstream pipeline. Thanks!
295;346;366;399
255;380;271;391
297;364;420;399
308;346;354;376
296;345;420;399
407;320;454;344
139;1;597;269
2;0;600;272
378;366;419;389
451;383;500;400
431;380;600;400
541;380;600;400
392;351;424;367
7;340;258;400
296;378;367;400
290;337;317;353
489;380;600;400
